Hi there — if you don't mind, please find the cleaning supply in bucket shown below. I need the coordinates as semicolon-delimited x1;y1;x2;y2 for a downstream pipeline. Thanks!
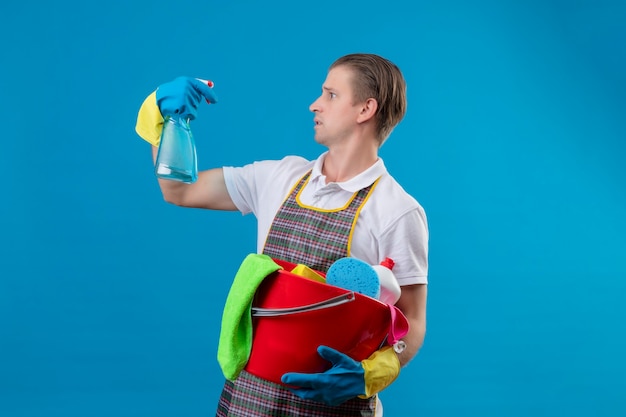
290;264;326;283
326;257;381;299
372;258;402;305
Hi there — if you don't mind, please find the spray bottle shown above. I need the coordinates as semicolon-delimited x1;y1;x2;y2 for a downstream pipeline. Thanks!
154;79;214;184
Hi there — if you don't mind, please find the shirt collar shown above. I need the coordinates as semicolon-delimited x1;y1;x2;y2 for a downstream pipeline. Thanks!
310;151;387;193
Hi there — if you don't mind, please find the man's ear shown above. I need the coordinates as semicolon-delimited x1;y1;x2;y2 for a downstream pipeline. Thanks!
356;98;378;124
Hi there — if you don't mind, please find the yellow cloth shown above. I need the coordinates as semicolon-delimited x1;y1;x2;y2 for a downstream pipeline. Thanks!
135;91;163;146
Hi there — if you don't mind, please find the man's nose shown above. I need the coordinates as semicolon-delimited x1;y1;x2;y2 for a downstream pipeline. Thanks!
309;97;321;112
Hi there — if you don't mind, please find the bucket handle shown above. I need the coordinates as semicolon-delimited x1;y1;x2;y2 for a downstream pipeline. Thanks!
251;292;355;317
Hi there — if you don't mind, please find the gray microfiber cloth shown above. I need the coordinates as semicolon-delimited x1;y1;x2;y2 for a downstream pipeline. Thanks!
217;253;282;381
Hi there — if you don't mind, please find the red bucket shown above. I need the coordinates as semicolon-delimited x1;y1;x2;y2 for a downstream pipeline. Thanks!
244;259;408;385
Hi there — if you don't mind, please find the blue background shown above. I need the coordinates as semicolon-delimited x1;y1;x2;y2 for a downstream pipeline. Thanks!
2;1;625;416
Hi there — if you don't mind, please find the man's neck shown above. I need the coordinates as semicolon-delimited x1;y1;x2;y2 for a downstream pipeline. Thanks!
322;143;379;183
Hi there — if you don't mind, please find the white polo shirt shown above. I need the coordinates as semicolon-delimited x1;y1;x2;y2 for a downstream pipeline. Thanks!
223;152;428;285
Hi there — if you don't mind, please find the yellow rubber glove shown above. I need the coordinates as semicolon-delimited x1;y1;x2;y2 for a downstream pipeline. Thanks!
359;345;400;398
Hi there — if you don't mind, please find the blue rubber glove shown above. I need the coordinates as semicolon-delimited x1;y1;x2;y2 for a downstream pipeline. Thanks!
136;76;218;146
156;76;218;120
281;345;400;406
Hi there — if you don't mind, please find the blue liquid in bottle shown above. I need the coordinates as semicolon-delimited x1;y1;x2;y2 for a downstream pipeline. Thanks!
155;116;198;183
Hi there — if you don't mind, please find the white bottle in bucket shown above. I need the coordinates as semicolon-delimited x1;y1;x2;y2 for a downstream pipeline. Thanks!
373;258;401;305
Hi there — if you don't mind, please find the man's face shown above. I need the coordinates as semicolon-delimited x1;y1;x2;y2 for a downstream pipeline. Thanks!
309;65;363;146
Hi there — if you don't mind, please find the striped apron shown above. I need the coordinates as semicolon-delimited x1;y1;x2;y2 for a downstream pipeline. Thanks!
216;170;380;417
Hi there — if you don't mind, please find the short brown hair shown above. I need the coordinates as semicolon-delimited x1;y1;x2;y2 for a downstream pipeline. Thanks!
330;53;407;144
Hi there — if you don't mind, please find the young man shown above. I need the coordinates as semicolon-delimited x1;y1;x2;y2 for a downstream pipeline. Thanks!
136;53;428;416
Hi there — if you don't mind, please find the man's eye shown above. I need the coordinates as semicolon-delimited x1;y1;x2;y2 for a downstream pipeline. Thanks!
329;92;336;99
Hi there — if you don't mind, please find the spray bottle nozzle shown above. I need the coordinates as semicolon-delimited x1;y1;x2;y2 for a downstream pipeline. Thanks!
195;78;215;103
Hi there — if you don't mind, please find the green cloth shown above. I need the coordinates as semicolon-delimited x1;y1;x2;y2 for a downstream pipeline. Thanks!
217;253;282;381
